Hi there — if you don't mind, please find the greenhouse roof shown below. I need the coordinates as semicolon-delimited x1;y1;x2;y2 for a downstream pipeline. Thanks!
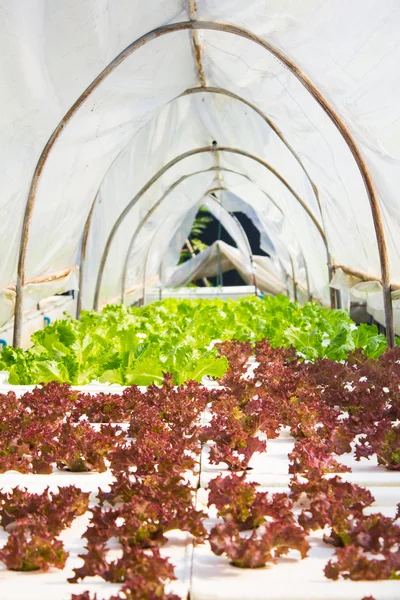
1;0;400;345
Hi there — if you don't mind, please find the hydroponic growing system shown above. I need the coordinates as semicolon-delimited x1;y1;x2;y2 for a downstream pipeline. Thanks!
0;2;400;600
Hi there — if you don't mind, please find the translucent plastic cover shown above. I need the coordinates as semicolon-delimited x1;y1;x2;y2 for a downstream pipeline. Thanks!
0;1;399;329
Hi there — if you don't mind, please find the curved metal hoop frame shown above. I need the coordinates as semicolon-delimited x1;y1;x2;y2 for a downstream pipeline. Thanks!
119;168;216;304
182;85;336;308
119;172;259;304
78;164;313;316
13;20;393;346
182;87;324;219
77;166;255;316
120;170;311;307
139;190;258;306
78;78;330;315
76;195;97;318
139;187;309;306
93;145;326;310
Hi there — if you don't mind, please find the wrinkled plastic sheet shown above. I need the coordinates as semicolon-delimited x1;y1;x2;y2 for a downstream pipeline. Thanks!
1;1;400;322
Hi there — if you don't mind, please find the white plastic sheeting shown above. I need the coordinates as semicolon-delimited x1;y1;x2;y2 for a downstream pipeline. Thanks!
218;187;314;300
0;268;78;327
166;240;286;297
202;196;253;271
1;0;400;329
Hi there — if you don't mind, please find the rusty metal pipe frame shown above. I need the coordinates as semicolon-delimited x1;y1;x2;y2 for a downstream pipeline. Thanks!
289;255;298;302
92;147;212;311
14;20;393;346
303;253;312;302
77;166;239;315
207;148;329;286
123;170;309;306
120;176;256;304
139;189;259;305
76;195;97;319
182;87;333;304
276;257;313;302
119;166;247;304
76;164;268;314
182;87;325;221
121;166;312;304
331;263;400;292
94;145;326;310
73;82;333;317
120;168;208;304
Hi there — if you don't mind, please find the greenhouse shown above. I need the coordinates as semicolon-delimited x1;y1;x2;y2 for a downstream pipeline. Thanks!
0;1;399;599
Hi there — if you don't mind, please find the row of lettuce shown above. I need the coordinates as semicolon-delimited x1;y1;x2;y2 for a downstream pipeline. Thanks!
0;340;399;594
0;295;390;386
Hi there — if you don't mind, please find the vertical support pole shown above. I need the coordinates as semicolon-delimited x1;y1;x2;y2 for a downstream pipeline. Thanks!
213;143;223;290
383;282;394;347
76;194;97;319
13;277;23;348
289;255;298;302
328;264;341;310
216;243;223;287
301;251;312;302
328;259;337;310
335;287;342;310
188;0;206;87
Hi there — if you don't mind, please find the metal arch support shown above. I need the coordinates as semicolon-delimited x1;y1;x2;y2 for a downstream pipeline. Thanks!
94;145;326;311
218;148;328;243
302;253;312;302
73;169;313;315
76;165;258;314
14;20;393;346
76;194;97;319
208;146;334;304
119;170;257;304
120;168;211;304
182;86;324;220
181;85;336;309
121;169;310;307
139;188;258;306
289;255;298;302
76;166;233;315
